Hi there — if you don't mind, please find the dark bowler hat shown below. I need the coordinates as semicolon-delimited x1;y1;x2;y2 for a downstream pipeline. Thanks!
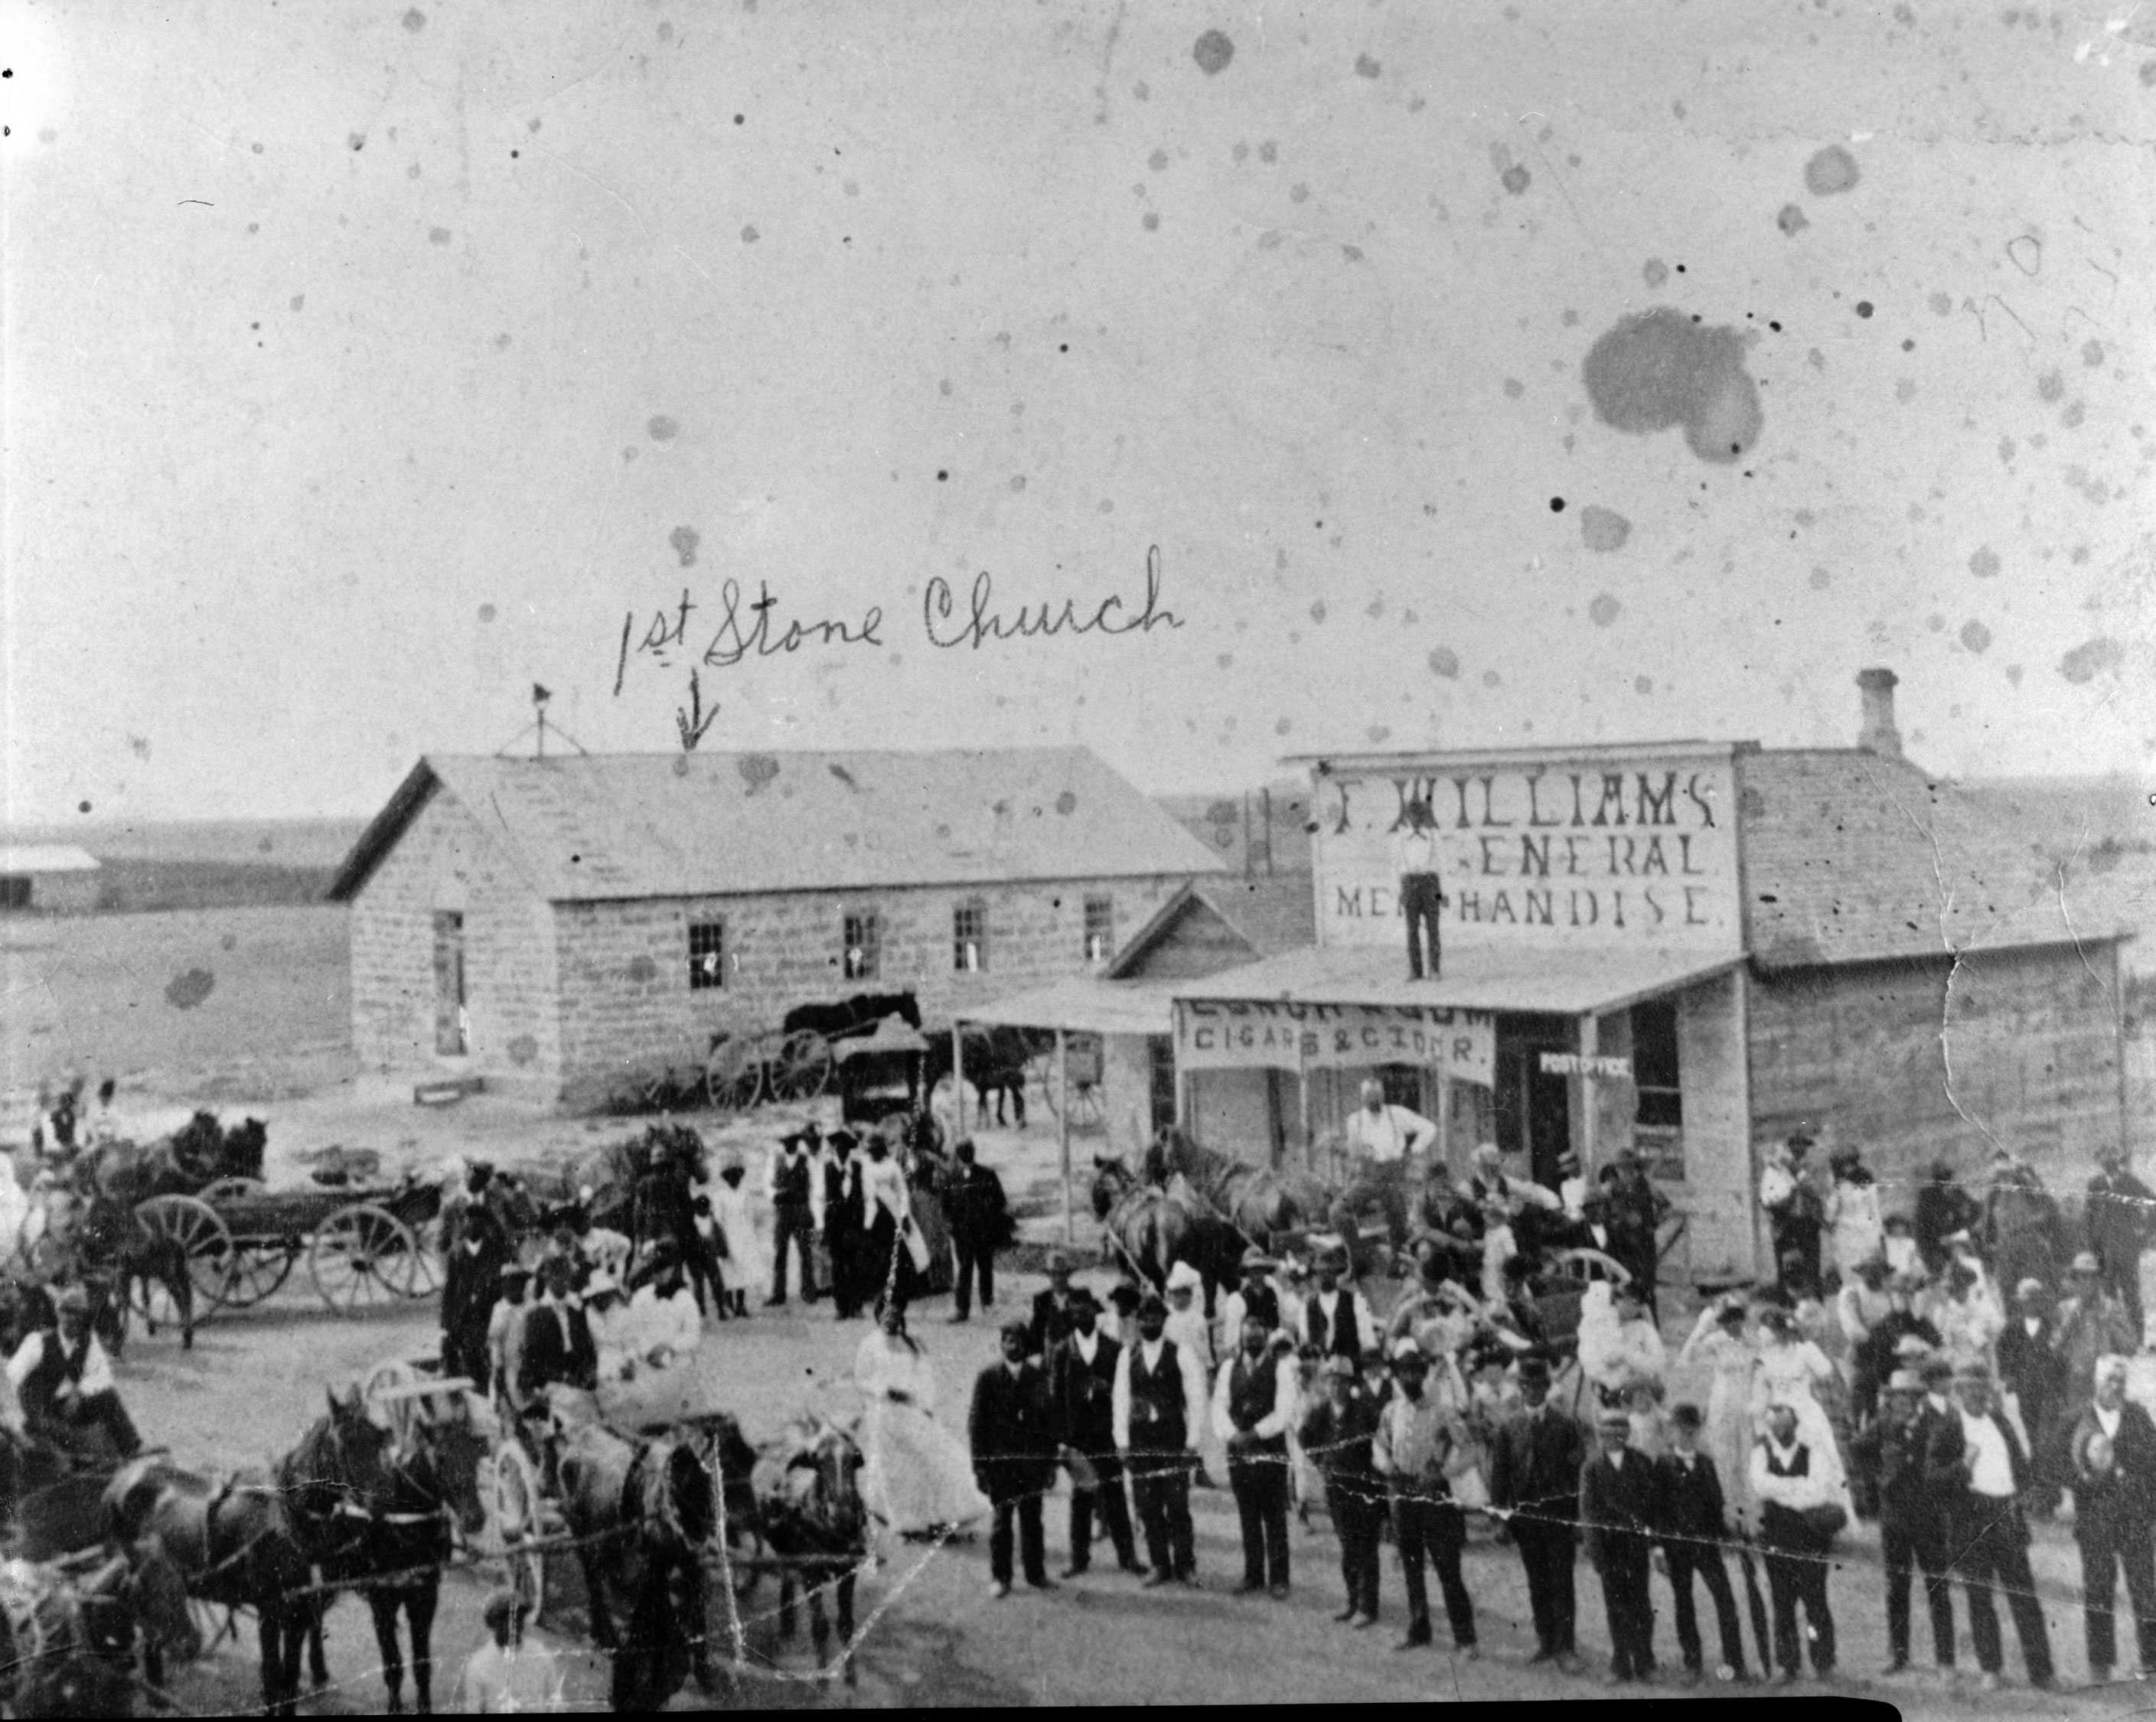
1669;1403;1704;1431
1000;1316;1032;1341
1137;1291;1168;1318
1067;1285;1100;1309
1517;1355;1552;1384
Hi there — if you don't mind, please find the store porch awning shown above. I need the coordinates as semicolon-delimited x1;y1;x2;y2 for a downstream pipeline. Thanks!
955;977;1180;1038
1168;943;1743;1016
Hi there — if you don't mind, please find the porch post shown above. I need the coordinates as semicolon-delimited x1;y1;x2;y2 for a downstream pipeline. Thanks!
952;1021;966;1138
1058;1027;1074;1245
1575;1013;1599;1176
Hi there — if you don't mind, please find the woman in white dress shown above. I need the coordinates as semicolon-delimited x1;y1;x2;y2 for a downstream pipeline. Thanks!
1823;1152;1884;1287
1679;1297;1760;1521
1748;1306;1844;1488
853;1304;992;1543
704;1158;768;1321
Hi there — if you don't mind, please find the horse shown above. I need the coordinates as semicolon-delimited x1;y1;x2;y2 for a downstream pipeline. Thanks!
783;991;923;1039
41;1189;195;1357
923;1026;1041;1128
537;1386;716;1702
749;1414;866;1686
0;1547;184;1720
103;1410;336;1717
287;1369;492;1714
1088;1159;1244;1319
1144;1127;1330;1244
79;1114;267;1209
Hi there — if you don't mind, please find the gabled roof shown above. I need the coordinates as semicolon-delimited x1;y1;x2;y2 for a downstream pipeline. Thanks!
328;748;1227;904
1104;875;1316;980
0;845;99;873
1737;749;2135;970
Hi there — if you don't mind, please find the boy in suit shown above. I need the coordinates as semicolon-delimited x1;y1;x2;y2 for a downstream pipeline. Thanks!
970;1319;1060;1596
1581;1404;1659;1683
1488;1355;1584;1670
1658;1402;1747;1684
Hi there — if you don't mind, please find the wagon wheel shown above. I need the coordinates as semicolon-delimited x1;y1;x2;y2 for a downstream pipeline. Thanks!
197;1176;266;1206
1024;1049;1058;1117
133;1195;236;1322
703;1035;765;1113
490;1442;548;1620
772;1029;833;1101
309;1203;424;1314
217;1238;297;1308
403;1213;445;1297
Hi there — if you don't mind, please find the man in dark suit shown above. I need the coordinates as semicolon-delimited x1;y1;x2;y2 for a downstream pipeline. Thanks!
1581;1404;1660;1683
1657;1403;1747;1684
822;1132;866;1319
766;1130;820;1306
1488;1355;1584;1670
1300;1355;1385;1627
2086;1148;2154;1338
1852;1369;1956;1678
1996;1277;2068;1515
440;1205;509;1392
1605;1147;1672;1320
1049;1288;1143;1577
1926;1362;2054;1691
516;1256;598;1407
1028;1251;1081;1359
970;1319;1060;1596
942;1139;1012;1324
1112;1292;1205;1587
2068;1355;2156;1684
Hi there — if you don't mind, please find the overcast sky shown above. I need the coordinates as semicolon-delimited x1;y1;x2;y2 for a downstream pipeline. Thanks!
5;0;2154;824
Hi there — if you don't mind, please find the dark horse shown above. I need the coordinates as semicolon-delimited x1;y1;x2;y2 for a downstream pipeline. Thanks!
1089;1158;1245;1320
1143;1127;1330;1246
923;1026;1043;1128
285;1374;492;1714
783;991;923;1039
51;1189;196;1358
748;1414;867;1686
103;1398;351;1717
538;1386;717;1710
79;1113;267;1205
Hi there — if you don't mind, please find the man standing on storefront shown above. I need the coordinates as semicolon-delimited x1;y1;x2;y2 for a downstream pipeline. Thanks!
1332;1079;1437;1261
1393;797;1447;982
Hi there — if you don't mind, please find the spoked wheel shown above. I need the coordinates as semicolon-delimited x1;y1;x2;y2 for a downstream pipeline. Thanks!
132;1195;236;1324
308;1203;424;1313
703;1036;765;1112
772;1030;833;1101
401;1215;445;1298
218;1238;296;1309
490;1443;548;1620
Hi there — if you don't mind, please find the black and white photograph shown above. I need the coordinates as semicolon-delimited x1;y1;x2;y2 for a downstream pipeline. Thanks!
3;0;2155;1711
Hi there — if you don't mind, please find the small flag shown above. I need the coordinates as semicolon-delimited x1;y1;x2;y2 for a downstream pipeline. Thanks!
532;683;553;706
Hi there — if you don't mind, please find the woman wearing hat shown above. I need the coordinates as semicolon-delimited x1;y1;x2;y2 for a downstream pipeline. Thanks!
1681;1298;1761;1537
705;1150;766;1322
856;1302;992;1544
1750;1306;1844;1495
1824;1150;1884;1288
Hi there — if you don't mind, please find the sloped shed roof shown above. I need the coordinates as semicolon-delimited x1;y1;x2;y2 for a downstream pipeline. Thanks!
0;846;99;873
328;748;1225;903
1104;874;1316;980
1737;748;2134;970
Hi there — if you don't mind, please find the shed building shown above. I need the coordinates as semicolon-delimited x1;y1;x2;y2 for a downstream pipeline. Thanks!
328;747;1222;1109
0;846;102;915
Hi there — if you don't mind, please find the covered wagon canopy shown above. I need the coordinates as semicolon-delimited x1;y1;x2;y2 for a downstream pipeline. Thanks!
954;977;1181;1038
832;1014;929;1062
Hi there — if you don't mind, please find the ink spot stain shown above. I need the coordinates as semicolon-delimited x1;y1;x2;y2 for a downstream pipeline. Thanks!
1642;259;1670;289
741;225;759;243
290;295;305;311
77;801;90;815
494;333;511;351
402;8;426;31
1142;212;1160;232
1355;54;1381;78
1482;670;1502;688
1960;620;1992;654
1803;145;1860;196
1276;717;1293;735
1579;507;1631;553
1968;546;2002;579
428;227;452;245
1548;497;1566;513
2059;637;2125;684
1192;30;1235;75
647;415;680;442
1581;307;1763;464
2007;234;2042;276
1854;301;1874;319
1148;149;1169;172
350;133;367;152
2142;59;2156;86
2083;339;2106;367
508;1035;538;1067
1809;568;1832;590
1998;437;2017;465
2037;368;2065;404
670;526;700;568
1929;291;1953;317
739;754;781;792
626;956;658;985
1776;204;1809;237
478;604;497;623
1427;647;1460;679
1503;378;1525;400
2063;400;2086;429
1896;377;1917;403
1635;676;1654;694
1587;593;1623;627
165;969;216;1011
1310;600;1328;624
1501;165;1531;194
1366;726;1391;745
671;755;690;778
1055;791;1078;815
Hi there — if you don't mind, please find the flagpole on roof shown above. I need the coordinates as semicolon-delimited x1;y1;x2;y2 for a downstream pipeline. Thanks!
533;684;552;760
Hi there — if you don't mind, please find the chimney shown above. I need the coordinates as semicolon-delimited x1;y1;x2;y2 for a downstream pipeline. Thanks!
1856;667;1902;759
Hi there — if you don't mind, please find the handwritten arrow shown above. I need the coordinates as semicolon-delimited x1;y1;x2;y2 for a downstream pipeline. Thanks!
676;669;719;752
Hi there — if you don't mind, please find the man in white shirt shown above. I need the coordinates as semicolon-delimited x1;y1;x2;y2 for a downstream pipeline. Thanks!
2068;1355;2156;1684
8;1285;142;1458
1748;1397;1839;1683
1392;798;1448;981
452;1587;570;1712
1338;1082;1437;1256
1939;1364;2054;1692
1212;1313;1298;1596
1163;1261;1212;1369
1301;1249;1379;1365
1113;1291;1208;1587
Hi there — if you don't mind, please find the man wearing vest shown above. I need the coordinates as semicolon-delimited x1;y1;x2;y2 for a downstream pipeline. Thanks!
1113;1291;1207;1587
1488;1354;1584;1669
1926;1362;2054;1691
823;1132;866;1320
765;1129;820;1306
1049;1288;1144;1578
2067;1355;2156;1685
969;1319;1060;1597
1851;1369;1955;1679
1301;1249;1377;1364
1373;1341;1478;1655
7;1283;142;1459
1748;1396;1840;1684
1582;1404;1659;1683
1212;1312;1297;1598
